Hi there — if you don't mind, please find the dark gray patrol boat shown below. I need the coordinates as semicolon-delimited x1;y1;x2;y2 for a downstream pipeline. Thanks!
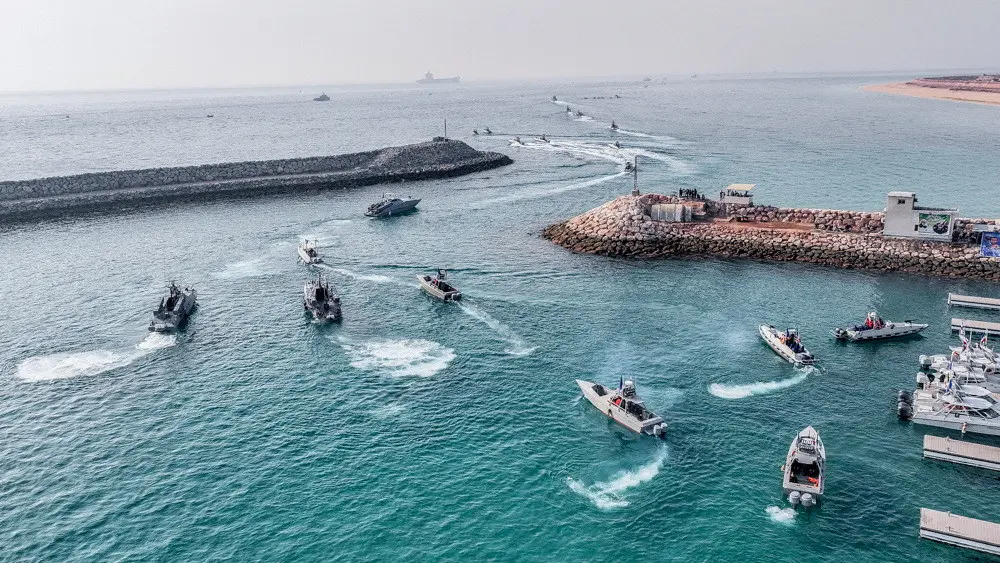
150;282;197;332
365;193;420;217
303;274;342;322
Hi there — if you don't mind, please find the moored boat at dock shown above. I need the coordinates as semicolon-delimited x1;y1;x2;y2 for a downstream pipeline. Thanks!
833;311;927;341
575;378;667;437
417;269;461;301
759;325;815;365
782;426;825;508
150;282;197;332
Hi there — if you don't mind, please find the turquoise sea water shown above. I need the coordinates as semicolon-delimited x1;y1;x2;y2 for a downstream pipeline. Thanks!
2;75;1000;561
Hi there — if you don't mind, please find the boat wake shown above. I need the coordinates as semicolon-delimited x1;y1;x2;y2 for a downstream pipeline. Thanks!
514;138;695;176
708;372;808;399
15;333;178;382
339;337;455;377
765;505;797;525
474;171;626;208
319;266;414;287
214;257;281;279
566;447;667;510
458;303;536;356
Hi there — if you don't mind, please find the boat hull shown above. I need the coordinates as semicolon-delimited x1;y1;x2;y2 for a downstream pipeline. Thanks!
834;322;928;341
759;325;814;365
417;275;461;301
575;379;665;437
365;199;420;218
910;416;1000;436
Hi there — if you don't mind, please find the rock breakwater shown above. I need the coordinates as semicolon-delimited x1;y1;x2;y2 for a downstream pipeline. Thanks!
0;140;512;220
544;194;1000;280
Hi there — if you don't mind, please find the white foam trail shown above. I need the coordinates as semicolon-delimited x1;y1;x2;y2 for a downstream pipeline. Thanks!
15;333;178;382
340;338;455;377
213;258;280;279
517;138;694;175
321;266;413;287
475;171;625;208
574;115;594;122
566;448;667;510
708;373;808;399
766;506;797;524
458;303;536;356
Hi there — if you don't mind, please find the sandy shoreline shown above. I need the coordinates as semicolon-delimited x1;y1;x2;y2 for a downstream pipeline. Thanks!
863;82;1000;106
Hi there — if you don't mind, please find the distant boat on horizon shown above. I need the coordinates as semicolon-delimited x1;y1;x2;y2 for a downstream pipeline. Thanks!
417;71;460;84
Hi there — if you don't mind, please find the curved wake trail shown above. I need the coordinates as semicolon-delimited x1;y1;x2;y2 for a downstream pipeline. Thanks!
339;337;455;378
566;447;668;510
318;265;416;288
15;333;178;382
514;138;695;176
708;367;813;399
458;303;536;356
474;171;625;208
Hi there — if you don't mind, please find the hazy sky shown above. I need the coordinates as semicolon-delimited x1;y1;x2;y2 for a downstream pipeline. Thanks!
2;0;999;91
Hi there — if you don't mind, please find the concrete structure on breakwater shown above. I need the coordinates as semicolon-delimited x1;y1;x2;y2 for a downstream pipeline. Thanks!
0;139;512;220
543;193;1000;280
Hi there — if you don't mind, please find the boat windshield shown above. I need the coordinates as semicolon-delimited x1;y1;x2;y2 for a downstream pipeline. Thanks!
798;437;818;455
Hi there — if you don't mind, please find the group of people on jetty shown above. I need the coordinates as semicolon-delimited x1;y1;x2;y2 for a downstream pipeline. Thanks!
779;330;806;353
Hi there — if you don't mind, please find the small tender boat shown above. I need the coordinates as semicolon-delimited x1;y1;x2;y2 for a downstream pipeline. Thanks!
576;378;667;437
365;193;421;218
782;426;825;508
610;120;619;131
313;93;330;102
150;282;197;332
833;311;927;341
297;240;323;265
575;110;584;117
303;274;342;322
418;269;462;301
551;95;558;102
484;127;493;135
759;325;815;365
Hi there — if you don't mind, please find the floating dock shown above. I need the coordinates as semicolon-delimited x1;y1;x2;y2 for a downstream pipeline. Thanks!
920;508;1000;556
948;293;1000;311
923;435;1000;471
951;318;1000;335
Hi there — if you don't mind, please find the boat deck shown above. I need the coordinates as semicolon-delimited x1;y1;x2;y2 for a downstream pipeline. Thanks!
923;435;1000;471
949;293;1000;311
951;318;1000;335
920;508;1000;556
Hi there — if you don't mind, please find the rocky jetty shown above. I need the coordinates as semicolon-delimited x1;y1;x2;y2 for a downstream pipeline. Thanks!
0;139;512;220
543;194;1000;280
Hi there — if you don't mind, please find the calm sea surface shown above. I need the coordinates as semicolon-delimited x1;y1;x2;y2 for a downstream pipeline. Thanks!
2;75;1000;561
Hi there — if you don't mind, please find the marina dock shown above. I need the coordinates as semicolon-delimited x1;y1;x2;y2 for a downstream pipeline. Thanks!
920;508;1000;556
923;435;1000;471
950;318;1000;335
948;293;1000;311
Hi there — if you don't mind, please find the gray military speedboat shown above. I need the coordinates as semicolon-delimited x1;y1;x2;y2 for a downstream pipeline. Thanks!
303;274;342;322
150;282;197;332
365;193;420;218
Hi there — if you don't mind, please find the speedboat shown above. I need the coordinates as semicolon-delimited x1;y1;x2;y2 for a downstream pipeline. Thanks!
417;269;461;301
365;193;420;217
551;95;558;102
483;127;493;135
297;240;323;265
313;93;330;102
149;282;197;332
303;274;341;322
759;325;815;365
903;380;1000;436
610;121;619;131
575;110;584;117
782;426;825;508
576;378;667;437
833;311;927;341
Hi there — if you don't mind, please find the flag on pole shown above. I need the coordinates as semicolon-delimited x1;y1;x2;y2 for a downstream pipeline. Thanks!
982;330;989;347
619;374;623;390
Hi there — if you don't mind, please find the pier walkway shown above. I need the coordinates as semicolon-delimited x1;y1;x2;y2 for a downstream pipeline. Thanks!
950;318;1000;335
920;508;1000;556
923;435;1000;471
948;293;1000;311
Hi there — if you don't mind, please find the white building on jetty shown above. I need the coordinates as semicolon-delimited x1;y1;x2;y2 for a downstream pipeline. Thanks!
883;191;957;242
719;184;755;206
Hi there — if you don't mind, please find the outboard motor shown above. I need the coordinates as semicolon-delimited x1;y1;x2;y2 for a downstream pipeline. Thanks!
897;401;914;420
800;493;815;508
788;491;801;506
918;355;931;368
898;390;913;405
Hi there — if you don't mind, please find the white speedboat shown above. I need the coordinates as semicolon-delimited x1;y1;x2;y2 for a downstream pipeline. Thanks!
833;311;927;341
759;325;815;365
298;240;323;265
782;426;825;508
417;269;462;302
575;379;667;437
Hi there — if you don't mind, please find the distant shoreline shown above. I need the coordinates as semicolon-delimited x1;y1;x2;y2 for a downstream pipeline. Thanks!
863;82;1000;106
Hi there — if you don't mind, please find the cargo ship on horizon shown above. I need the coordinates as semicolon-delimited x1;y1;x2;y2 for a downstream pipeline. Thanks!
417;71;460;84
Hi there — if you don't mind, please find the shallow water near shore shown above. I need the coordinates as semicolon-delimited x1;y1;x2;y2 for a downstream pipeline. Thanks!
2;75;1000;561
